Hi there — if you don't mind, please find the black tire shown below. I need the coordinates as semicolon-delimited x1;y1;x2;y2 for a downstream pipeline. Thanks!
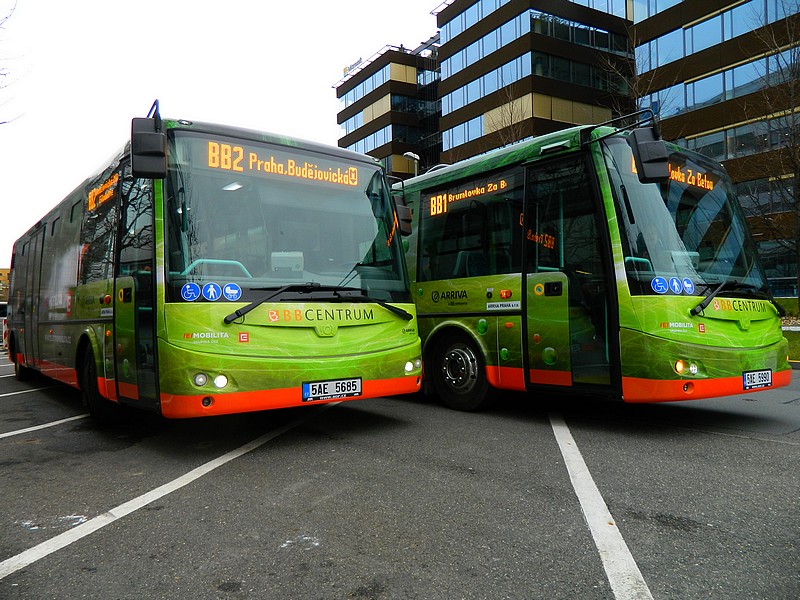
430;333;493;411
11;340;33;382
14;356;32;382
81;346;122;423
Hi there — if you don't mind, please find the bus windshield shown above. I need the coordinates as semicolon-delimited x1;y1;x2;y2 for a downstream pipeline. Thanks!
602;136;768;297
165;131;409;303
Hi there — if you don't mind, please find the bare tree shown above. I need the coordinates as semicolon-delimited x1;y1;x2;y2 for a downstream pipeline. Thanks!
483;82;531;148
0;1;18;125
599;29;687;129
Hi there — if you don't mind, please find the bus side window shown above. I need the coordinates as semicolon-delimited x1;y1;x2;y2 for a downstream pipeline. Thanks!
80;166;121;284
118;176;154;276
419;170;522;281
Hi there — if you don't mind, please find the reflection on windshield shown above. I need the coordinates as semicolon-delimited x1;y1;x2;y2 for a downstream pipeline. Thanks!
602;137;768;297
165;132;409;303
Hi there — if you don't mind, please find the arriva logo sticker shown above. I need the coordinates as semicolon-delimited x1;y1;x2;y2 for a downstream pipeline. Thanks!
432;290;468;303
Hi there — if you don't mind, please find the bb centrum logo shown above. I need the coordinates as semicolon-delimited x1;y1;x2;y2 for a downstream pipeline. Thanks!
712;298;768;312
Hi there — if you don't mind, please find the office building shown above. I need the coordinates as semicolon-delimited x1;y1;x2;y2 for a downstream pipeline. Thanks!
334;0;797;294
633;0;799;294
335;0;633;175
335;37;441;178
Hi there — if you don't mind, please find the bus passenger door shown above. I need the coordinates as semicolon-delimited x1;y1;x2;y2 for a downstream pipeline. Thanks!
113;174;158;410
23;226;46;369
523;155;618;392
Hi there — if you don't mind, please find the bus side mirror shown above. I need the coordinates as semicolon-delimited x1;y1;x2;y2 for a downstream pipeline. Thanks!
628;127;669;184
131;117;167;179
395;201;412;236
389;175;412;236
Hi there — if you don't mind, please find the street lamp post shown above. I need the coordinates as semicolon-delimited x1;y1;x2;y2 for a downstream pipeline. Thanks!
403;152;420;177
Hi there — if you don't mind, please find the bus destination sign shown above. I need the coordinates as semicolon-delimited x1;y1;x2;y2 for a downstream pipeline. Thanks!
427;178;509;217
206;140;359;187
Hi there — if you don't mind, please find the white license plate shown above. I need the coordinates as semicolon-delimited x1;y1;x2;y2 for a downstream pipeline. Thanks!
743;369;772;390
302;378;362;402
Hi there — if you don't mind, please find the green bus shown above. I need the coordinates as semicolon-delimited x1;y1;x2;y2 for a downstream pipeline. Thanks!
7;102;422;419
395;114;790;410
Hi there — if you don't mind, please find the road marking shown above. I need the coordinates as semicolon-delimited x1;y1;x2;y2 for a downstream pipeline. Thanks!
0;403;337;580
550;412;654;600
0;415;89;439
0;387;58;399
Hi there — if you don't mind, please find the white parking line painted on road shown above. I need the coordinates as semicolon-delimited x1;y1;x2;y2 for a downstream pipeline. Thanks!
0;415;89;439
0;387;58;399
550;412;654;600
0;402;337;580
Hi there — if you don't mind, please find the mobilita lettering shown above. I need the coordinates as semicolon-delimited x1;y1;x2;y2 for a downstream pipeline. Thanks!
184;332;230;339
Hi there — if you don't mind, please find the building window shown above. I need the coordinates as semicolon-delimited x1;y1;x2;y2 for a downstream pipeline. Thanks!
442;115;484;151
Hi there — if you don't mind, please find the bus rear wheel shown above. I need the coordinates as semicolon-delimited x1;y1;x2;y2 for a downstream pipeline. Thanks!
431;333;493;411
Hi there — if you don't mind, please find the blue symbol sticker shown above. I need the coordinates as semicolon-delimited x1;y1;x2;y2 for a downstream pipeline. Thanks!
202;283;222;301
682;278;695;295
669;277;683;294
181;282;201;302
651;277;668;294
223;283;242;301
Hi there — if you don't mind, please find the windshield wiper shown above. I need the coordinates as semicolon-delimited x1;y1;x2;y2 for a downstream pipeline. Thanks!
223;282;321;324
329;288;413;321
690;281;762;316
223;283;413;323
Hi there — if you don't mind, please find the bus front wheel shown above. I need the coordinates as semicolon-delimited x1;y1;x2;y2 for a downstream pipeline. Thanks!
431;333;493;411
10;339;33;381
81;346;121;422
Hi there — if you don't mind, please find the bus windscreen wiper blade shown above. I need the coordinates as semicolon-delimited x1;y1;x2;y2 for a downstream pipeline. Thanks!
690;281;760;316
224;283;412;323
330;289;414;321
223;282;321;324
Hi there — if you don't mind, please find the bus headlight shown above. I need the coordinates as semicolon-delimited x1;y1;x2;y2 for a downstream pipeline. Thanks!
213;375;229;388
193;373;209;386
674;360;699;376
404;358;422;373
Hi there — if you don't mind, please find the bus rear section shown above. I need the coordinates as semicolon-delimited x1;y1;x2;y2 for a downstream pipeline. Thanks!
399;121;790;410
7;112;421;419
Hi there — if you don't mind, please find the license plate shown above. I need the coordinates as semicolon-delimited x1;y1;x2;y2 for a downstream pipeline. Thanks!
742;369;772;390
302;378;362;402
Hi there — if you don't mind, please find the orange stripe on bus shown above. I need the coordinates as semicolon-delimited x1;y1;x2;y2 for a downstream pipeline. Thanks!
486;366;526;391
159;376;421;419
622;368;792;403
529;369;573;386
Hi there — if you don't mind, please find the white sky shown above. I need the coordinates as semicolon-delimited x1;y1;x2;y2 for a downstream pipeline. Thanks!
0;0;439;268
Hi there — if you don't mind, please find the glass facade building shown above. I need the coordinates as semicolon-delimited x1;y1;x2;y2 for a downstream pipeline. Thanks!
631;0;799;296
334;1;797;294
335;39;441;178
335;1;631;173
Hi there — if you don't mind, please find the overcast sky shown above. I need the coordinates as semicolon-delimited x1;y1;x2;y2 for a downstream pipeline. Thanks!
0;0;439;267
